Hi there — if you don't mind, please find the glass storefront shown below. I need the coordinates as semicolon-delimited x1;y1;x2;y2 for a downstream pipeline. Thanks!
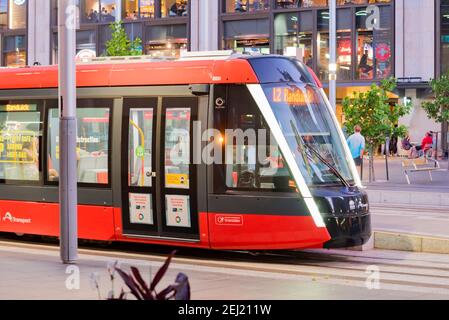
123;0;155;20
356;5;392;80
275;0;391;8
51;0;189;62
0;0;7;29
7;0;27;29
274;11;313;65
145;24;187;57
0;0;27;66
223;19;270;54
225;0;269;13
77;0;188;21
161;0;188;17
52;30;97;64
222;0;393;82
316;9;352;81
80;0;118;23
3;35;26;67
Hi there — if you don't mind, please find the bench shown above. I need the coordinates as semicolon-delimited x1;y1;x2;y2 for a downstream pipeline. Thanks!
402;158;440;185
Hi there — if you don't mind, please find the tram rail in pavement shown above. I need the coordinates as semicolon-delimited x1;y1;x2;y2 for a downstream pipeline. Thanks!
3;238;449;299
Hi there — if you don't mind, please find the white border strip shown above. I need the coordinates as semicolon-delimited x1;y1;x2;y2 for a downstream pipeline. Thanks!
247;84;326;228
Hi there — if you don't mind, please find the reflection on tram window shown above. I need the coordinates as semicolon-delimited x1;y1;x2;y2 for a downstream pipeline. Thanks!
222;85;296;192
0;105;41;182
164;108;190;189
128;108;154;187
263;83;355;186
47;108;110;184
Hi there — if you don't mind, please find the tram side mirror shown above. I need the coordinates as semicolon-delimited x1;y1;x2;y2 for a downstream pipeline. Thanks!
189;84;210;96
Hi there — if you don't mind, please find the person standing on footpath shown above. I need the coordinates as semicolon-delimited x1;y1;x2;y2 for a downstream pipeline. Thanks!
346;125;366;169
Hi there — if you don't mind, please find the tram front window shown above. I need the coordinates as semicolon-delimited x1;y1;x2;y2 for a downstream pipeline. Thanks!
261;83;354;186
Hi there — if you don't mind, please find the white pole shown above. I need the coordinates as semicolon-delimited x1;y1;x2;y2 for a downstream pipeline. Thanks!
329;0;337;112
58;0;78;264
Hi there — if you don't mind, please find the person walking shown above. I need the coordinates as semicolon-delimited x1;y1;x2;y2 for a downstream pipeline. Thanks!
346;125;365;168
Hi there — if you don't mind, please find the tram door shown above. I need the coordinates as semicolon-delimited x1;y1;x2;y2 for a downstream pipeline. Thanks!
121;97;199;240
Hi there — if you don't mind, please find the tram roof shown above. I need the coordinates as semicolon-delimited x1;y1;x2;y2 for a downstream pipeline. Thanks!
0;53;261;90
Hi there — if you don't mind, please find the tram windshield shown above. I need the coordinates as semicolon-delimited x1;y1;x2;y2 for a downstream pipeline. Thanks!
261;83;355;186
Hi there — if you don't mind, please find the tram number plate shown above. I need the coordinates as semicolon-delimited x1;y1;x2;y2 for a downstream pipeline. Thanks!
215;215;243;226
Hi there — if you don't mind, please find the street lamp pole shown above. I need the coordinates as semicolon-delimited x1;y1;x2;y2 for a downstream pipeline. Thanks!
329;0;337;112
58;0;78;264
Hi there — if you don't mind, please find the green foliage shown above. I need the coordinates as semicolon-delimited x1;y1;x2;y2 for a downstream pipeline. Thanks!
342;78;411;151
422;72;449;124
105;21;143;57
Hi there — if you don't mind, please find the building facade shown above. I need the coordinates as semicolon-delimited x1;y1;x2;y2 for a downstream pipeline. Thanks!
0;0;447;154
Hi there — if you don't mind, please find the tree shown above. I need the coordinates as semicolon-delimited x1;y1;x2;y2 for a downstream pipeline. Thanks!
105;21;143;57
342;78;411;182
422;72;449;158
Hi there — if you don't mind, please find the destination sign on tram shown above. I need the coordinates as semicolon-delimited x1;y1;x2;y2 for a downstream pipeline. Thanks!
271;87;318;105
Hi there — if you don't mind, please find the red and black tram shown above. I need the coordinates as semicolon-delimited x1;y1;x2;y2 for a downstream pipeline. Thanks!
0;52;370;250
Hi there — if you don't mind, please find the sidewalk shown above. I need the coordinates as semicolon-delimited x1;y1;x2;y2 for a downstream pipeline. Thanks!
356;157;449;253
362;157;449;207
361;156;449;189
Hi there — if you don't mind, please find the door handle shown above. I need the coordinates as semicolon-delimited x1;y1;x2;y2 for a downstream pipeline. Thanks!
145;171;156;178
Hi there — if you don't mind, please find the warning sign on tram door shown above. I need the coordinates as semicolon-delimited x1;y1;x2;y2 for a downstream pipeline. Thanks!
129;193;154;225
166;173;189;189
165;195;191;228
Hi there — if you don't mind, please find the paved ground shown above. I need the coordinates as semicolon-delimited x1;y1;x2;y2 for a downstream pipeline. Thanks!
1;240;449;300
371;204;449;238
361;157;449;189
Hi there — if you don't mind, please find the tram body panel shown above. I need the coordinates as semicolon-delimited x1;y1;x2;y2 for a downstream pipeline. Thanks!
0;59;259;90
0;200;116;241
113;209;211;249
208;213;329;250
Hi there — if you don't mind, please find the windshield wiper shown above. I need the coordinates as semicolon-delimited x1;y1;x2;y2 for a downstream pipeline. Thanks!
290;121;351;189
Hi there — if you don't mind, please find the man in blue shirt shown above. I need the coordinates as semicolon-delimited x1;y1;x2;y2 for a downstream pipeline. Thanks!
346;125;365;167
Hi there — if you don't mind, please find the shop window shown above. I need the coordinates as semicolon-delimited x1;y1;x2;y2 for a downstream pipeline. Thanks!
8;0;27;30
223;19;270;54
80;0;117;23
337;0;365;4
52;30;97;64
317;9;352;81
82;0;100;23
161;0;188;17
145;24;187;58
0;0;6;29
0;102;41;182
47;105;111;185
100;0;117;22
123;0;155;20
302;0;327;8
3;35;26;67
274;12;313;66
356;5;392;80
225;0;269;13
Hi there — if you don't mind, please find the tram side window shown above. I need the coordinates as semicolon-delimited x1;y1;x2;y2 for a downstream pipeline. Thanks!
0;104;41;182
47;107;110;184
219;85;295;192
